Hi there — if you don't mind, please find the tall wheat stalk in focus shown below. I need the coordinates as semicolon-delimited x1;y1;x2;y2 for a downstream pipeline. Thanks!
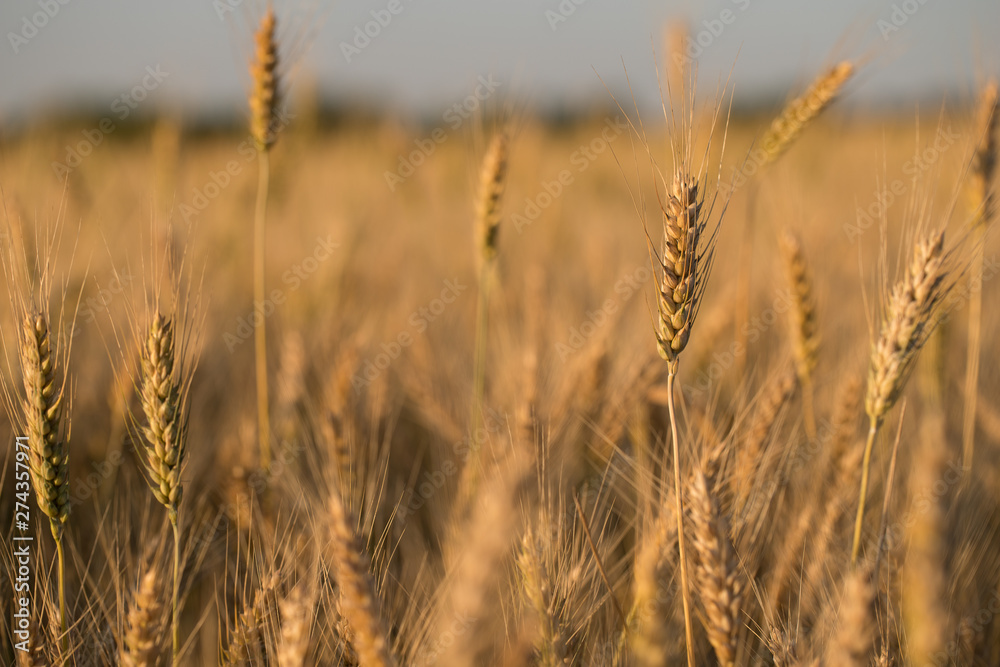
852;230;949;564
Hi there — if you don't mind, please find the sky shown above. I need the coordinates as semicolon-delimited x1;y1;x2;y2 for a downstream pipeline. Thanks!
1;0;998;124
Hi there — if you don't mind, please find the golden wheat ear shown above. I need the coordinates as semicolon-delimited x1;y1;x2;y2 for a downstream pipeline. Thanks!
138;312;186;519
20;312;70;532
120;568;166;667
475;128;510;266
759;61;853;166
250;7;280;152
688;468;743;667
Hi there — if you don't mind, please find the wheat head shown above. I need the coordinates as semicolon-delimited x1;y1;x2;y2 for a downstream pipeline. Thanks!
250;8;280;152
20;312;70;536
760;61;853;165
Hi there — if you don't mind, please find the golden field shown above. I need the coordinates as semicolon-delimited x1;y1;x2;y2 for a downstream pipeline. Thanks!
0;60;999;666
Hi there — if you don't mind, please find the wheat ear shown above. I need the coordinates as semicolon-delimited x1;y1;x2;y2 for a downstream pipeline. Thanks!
518;526;568;667
689;469;743;667
277;584;312;667
653;167;719;667
19;312;70;653
962;79;998;470
138;313;186;664
250;7;281;470
759;61;853;165
779;231;819;439
825;566;875;666
121;568;166;667
631;508;679;667
327;491;395;667
852;229;948;563
465;127;510;505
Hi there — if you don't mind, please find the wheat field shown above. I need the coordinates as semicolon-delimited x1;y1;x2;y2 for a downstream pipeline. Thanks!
1;12;999;666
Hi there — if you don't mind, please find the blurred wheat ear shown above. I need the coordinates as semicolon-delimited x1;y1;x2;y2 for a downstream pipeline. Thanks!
779;230;819;440
962;78;998;470
249;7;282;471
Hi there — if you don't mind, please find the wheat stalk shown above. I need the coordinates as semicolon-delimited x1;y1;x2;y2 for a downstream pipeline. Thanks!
852;229;949;563
249;7;282;470
649;149;722;667
464;127;511;508
137;312;187;664
779;231;819;439
19;311;70;654
688;469;742;667
963;79;998;470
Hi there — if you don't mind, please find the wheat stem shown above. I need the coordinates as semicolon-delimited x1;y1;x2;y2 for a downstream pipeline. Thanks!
255;150;272;470
851;420;879;565
667;370;696;667
171;516;181;665
56;535;67;655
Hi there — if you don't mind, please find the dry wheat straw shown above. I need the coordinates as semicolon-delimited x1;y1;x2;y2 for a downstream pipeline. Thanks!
327;491;395;667
250;7;281;470
853;229;948;563
689;469;742;667
19;312;70;652
121;569;165;667
779;231;819;439
963;79;998;470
